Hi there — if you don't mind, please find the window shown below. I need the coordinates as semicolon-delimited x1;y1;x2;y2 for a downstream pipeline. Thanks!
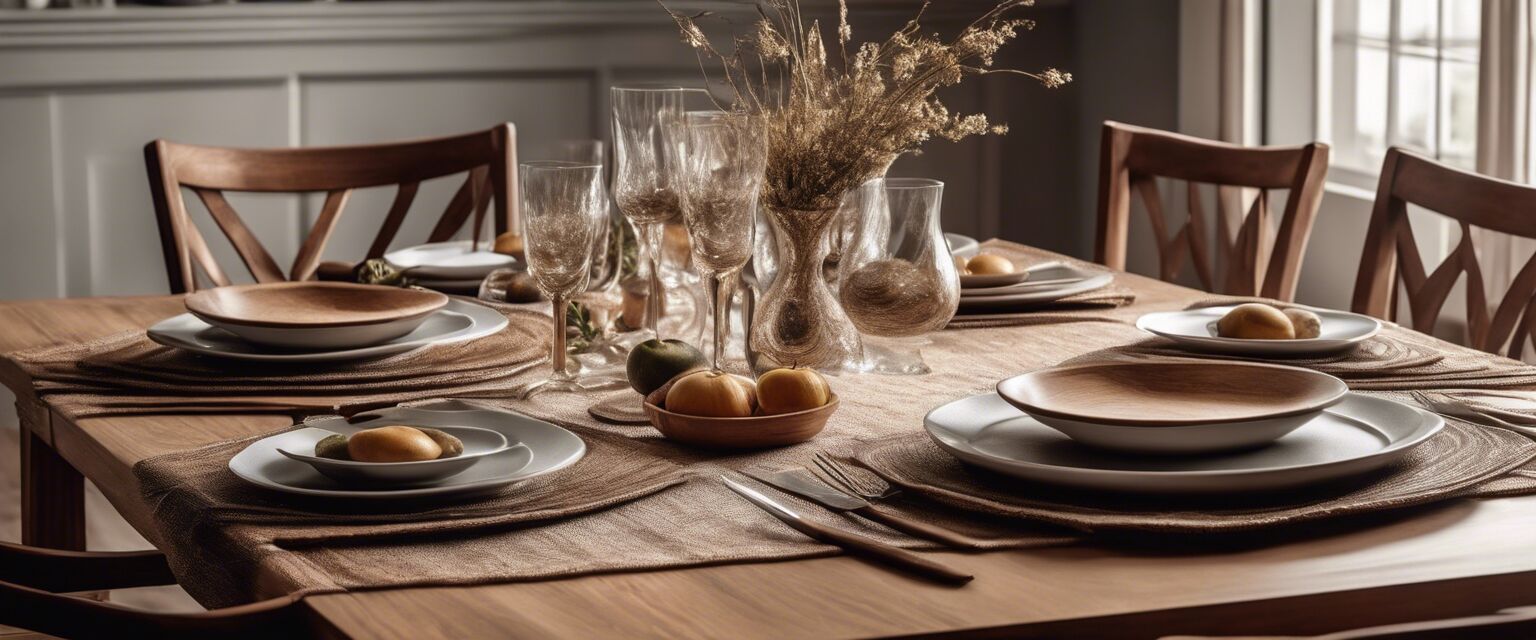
1328;0;1481;175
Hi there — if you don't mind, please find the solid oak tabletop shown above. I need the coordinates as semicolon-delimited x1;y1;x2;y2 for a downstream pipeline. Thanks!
5;274;1536;639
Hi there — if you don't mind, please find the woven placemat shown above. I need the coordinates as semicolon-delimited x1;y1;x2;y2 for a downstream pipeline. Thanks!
851;395;1536;533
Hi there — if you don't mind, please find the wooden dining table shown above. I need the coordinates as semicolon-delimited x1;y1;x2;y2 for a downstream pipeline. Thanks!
6;259;1536;639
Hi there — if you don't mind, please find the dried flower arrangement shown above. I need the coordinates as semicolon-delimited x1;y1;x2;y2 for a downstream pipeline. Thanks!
661;0;1072;213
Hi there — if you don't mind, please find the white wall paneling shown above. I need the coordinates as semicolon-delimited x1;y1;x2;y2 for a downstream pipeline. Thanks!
0;1;1134;301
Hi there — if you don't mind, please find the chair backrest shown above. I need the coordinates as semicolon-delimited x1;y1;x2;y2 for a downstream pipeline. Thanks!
1352;147;1536;358
0;542;319;639
145;124;516;293
1095;121;1330;301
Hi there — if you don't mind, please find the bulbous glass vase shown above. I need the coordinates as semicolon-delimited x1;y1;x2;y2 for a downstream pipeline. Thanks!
748;202;864;374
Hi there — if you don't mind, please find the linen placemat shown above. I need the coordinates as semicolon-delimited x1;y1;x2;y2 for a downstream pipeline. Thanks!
849;393;1536;534
8;301;551;420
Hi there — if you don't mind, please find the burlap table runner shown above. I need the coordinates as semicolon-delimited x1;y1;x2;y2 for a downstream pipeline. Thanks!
17;248;1536;607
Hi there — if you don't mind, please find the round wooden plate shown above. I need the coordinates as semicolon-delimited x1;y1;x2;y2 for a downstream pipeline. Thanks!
996;361;1348;427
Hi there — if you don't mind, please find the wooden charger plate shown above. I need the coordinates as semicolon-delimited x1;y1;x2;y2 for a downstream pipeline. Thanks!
643;376;837;449
996;361;1348;427
185;281;448;328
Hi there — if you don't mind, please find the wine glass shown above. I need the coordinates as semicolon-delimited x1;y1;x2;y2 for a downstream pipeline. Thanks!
837;178;961;375
517;161;611;398
611;85;706;339
668;111;765;372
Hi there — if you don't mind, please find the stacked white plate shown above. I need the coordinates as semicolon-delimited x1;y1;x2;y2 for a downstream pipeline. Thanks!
957;261;1113;313
230;402;585;499
1136;305;1383;356
386;240;517;294
925;392;1443;494
150;291;508;363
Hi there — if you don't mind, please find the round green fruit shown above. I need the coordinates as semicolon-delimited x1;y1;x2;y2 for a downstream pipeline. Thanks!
626;338;706;395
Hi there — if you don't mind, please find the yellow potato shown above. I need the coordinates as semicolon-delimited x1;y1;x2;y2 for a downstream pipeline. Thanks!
1283;308;1323;339
965;254;1016;275
1216;303;1295;340
347;426;443;463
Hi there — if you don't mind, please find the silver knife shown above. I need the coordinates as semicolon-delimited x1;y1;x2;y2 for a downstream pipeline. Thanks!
745;469;986;549
721;475;972;585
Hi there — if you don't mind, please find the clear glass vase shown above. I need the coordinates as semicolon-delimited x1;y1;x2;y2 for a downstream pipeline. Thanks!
837;178;960;375
748;202;864;374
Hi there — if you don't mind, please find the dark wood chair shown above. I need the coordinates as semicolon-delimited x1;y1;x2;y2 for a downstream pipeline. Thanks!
1095;121;1330;301
0;542;325;639
1352;147;1536;358
145;124;517;293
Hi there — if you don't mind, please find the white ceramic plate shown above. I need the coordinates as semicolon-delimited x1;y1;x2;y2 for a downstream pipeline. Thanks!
924;392;1442;494
278;425;517;486
191;312;436;350
412;277;489;295
1135;305;1383;356
957;263;1113;310
945;233;979;259
960;270;1031;289
230;402;586;500
147;298;508;363
386;240;516;280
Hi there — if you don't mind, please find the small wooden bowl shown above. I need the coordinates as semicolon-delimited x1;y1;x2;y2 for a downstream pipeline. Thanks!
643;377;837;450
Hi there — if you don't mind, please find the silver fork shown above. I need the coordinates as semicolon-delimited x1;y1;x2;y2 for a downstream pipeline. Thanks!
1410;390;1536;437
810;452;987;549
813;452;899;501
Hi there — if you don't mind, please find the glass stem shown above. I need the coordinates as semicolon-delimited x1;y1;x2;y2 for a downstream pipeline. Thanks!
707;269;740;372
637;222;666;337
551;297;571;381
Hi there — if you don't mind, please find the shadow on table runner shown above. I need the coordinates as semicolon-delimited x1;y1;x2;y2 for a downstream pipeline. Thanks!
5;302;552;420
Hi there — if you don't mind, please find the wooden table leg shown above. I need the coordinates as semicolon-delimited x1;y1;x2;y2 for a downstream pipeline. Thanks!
20;430;85;550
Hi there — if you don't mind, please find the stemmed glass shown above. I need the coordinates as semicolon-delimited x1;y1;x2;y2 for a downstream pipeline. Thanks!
611;85;702;338
837;178;961;375
668;111;766;372
518;161;611;398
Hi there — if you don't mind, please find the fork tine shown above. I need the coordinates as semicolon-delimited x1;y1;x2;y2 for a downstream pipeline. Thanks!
812;453;861;495
815;452;889;498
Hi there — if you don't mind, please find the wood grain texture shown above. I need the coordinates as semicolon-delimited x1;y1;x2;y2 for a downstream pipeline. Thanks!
6;268;1536;637
144;124;517;294
1095;121;1330;301
995;361;1347;426
1352;147;1536;359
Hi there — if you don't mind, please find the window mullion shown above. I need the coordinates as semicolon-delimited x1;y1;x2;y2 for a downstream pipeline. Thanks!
1386;0;1402;149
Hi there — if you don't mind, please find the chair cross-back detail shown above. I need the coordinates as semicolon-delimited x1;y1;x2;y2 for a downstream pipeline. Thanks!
1353;147;1536;359
1095;121;1330;301
145;123;516;294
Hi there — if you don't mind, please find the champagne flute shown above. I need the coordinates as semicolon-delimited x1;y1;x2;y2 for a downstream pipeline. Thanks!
668;111;765;372
611;85;701;338
518;161;609;398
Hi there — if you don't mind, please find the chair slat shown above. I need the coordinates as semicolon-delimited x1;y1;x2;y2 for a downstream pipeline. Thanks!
1185;182;1215;291
289;189;352;282
192;188;285;284
366;181;421;259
